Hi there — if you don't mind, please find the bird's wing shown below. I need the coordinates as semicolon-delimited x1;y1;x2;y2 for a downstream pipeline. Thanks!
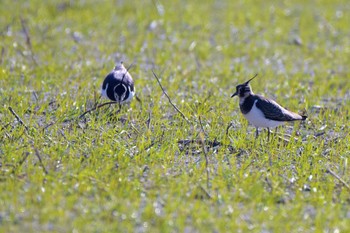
255;95;302;121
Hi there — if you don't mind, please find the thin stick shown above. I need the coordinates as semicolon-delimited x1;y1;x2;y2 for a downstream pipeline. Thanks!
79;101;119;119
326;167;350;191
34;147;48;175
152;70;189;123
199;116;210;189
8;106;29;132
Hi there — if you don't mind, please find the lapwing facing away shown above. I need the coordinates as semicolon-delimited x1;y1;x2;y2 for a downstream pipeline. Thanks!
101;62;135;112
231;74;307;139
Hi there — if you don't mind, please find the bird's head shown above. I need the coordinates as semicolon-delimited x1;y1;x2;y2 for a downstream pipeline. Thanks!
231;74;257;98
114;61;126;71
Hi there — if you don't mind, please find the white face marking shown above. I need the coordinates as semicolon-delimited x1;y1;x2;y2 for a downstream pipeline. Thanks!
101;83;108;98
243;100;284;128
239;97;245;105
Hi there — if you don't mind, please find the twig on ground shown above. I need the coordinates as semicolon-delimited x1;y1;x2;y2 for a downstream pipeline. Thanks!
135;94;142;107
326;167;350;191
79;101;119;119
177;139;221;147
8;106;29;132
152;70;189;123
34;147;48;175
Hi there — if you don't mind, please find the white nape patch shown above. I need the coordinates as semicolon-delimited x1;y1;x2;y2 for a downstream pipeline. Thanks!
101;83;108;98
243;100;284;128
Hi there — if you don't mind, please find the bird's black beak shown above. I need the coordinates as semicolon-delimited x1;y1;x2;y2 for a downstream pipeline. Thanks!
231;92;238;98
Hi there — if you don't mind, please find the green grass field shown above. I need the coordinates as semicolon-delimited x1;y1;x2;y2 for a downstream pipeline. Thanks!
1;0;350;232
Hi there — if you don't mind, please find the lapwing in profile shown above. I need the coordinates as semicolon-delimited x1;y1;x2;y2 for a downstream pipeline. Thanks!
101;62;135;112
231;74;307;139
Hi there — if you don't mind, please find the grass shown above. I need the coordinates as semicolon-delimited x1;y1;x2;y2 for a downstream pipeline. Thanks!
1;0;350;232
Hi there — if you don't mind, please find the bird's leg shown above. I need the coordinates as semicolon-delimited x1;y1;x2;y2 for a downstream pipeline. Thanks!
116;102;122;114
255;127;259;139
267;127;271;140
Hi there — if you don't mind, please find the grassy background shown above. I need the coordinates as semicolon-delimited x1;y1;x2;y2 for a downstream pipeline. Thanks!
1;0;350;232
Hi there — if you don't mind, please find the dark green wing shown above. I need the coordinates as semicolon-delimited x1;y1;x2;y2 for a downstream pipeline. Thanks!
255;95;302;121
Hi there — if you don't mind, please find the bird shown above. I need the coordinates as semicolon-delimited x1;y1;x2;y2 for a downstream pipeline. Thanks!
101;62;135;111
231;74;307;139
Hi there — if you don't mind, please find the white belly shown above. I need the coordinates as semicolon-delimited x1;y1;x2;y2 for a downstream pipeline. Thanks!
243;100;284;128
123;88;135;103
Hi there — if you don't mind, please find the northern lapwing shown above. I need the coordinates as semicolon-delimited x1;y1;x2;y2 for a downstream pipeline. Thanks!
231;74;307;139
101;62;135;111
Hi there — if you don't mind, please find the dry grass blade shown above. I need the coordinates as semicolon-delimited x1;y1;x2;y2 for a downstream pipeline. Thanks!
326;167;350;191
